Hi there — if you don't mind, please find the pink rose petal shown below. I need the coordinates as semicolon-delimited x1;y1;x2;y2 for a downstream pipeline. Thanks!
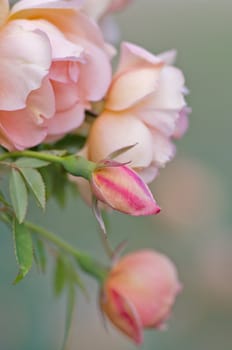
0;21;51;111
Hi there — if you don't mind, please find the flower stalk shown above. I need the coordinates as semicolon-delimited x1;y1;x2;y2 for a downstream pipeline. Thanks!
0;150;64;164
0;150;96;180
26;221;107;283
1;213;106;283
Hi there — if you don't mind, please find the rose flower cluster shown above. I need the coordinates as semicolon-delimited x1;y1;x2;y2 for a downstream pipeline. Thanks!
0;0;189;344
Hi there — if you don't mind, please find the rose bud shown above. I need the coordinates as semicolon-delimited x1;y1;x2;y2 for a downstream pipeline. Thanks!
91;162;160;216
100;250;181;344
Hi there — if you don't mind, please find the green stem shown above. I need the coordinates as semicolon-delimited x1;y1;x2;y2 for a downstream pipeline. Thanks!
26;221;107;282
0;150;96;180
1;212;106;282
0;150;63;164
26;221;81;257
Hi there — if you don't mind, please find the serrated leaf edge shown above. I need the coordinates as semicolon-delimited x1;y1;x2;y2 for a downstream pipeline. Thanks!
12;219;33;284
19;167;46;210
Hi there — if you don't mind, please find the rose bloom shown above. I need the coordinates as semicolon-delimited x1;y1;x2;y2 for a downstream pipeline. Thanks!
100;250;181;344
85;42;190;183
0;0;111;150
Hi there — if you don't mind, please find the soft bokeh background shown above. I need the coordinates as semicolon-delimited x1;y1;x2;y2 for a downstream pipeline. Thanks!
1;0;232;349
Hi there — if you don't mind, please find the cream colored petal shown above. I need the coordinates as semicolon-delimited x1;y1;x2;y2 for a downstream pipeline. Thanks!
88;111;153;168
151;130;176;167
150;66;186;110
116;42;162;74
106;68;160;111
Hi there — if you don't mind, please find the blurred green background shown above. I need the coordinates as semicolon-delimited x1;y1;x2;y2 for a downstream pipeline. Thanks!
1;0;232;349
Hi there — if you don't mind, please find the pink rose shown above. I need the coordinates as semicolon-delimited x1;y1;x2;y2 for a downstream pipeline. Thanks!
85;42;190;183
100;250;181;344
0;0;111;150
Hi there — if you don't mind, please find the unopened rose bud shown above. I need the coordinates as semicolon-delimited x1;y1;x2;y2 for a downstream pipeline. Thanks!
91;163;160;216
100;250;181;344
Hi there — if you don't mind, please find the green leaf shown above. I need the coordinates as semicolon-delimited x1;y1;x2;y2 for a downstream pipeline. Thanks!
13;219;33;284
53;134;86;152
72;270;88;299
51;167;67;207
40;164;67;207
39;149;67;157
67;262;88;298
33;237;47;273
39;165;54;200
19;168;46;210
15;157;50;168
9;169;28;223
54;255;66;296
61;283;75;350
0;189;10;207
